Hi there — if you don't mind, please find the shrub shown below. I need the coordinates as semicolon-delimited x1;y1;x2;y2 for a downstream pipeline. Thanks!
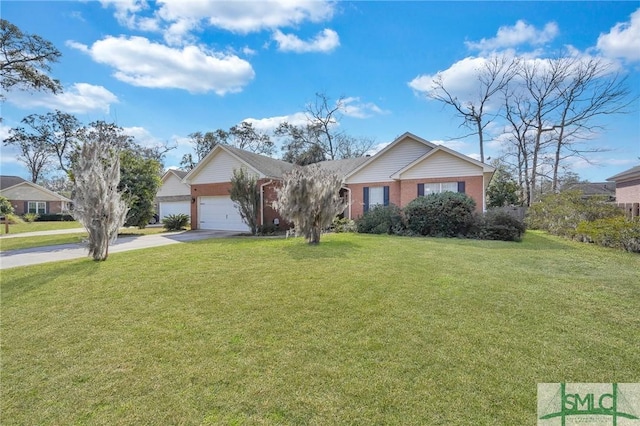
0;196;14;215
257;224;278;235
3;213;23;224
356;204;404;235
23;213;39;223
332;217;357;233
576;216;640;253
404;192;476;237
527;191;622;238
163;213;189;231
471;210;526;242
35;213;75;221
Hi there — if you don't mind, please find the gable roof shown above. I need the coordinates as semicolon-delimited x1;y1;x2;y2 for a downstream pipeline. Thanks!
162;168;188;183
0;175;28;190
316;157;370;177
184;144;294;182
0;175;72;202
391;145;495;179
564;182;615;197
343;132;437;180
607;165;640;182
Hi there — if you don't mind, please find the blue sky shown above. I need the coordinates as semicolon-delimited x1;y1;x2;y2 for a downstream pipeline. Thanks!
1;1;639;183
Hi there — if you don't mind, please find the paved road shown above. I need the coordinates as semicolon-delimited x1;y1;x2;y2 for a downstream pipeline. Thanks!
0;230;238;270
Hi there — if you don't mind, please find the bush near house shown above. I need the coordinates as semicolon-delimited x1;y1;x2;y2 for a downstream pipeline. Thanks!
35;214;75;221
355;204;404;235
162;213;190;231
354;193;526;242
470;210;526;242
404;192;476;237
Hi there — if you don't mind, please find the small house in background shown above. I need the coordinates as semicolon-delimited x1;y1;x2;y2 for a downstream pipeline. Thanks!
155;169;191;222
0;175;71;216
564;182;616;201
607;165;640;218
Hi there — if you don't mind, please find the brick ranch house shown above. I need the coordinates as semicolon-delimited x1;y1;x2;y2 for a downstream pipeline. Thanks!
607;165;640;218
181;132;495;232
0;175;71;215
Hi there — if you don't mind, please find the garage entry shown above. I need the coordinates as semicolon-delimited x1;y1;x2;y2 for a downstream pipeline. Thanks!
159;201;191;221
198;196;249;231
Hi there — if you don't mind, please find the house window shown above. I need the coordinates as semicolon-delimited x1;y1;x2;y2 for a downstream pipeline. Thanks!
418;182;465;197
28;201;46;215
363;186;389;212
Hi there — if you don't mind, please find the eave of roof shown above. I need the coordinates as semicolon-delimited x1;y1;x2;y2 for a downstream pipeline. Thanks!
607;165;640;182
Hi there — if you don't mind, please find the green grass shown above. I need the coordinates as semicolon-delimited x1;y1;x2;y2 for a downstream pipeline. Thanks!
1;232;638;424
0;220;82;235
0;226;168;251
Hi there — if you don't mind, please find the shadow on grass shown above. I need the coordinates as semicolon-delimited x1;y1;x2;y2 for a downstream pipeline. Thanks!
282;237;361;260
496;230;579;251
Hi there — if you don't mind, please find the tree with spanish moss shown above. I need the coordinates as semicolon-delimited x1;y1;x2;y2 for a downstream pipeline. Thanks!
72;122;129;261
229;167;260;234
274;164;346;244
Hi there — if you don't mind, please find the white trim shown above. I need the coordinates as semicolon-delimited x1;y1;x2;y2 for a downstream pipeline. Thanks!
390;146;494;179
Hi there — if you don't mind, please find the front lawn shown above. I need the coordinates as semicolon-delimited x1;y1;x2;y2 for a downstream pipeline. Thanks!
0;220;82;235
1;232;638;424
0;226;168;251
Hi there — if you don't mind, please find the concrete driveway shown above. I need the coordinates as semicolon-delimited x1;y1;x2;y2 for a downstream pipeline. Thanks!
0;230;238;270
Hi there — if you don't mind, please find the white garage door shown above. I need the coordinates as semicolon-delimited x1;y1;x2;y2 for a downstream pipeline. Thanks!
199;196;249;231
159;201;191;220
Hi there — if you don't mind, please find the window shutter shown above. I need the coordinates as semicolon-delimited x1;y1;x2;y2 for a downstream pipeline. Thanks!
24;202;28;213
383;186;389;206
418;183;424;197
46;201;50;214
363;187;369;213
457;181;466;193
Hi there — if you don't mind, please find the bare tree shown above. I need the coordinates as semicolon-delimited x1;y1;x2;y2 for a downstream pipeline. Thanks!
428;55;518;162
0;19;62;98
72;123;130;261
548;57;631;190
501;55;632;204
229;167;260;234
278;93;375;164
274;164;346;244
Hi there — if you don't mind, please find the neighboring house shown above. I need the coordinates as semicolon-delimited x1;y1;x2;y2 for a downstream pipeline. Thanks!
183;133;495;231
183;144;293;231
607;165;640;218
564;182;616;201
156;169;191;221
0;175;71;215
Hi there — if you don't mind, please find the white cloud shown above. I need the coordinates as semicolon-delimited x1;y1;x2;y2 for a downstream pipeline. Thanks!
273;28;339;53
341;97;388;118
597;8;640;62
466;20;559;52
243;112;308;133
69;36;255;95
409;56;493;97
100;0;336;45
6;83;118;114
157;0;335;34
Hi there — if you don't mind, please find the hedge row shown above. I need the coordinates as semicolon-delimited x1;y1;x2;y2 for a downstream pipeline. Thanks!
355;192;525;242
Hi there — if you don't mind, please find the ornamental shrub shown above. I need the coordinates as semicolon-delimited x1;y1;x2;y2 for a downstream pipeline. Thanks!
0;196;14;215
404;192;476;237
471;210;526;242
23;213;39;223
576;216;640;253
332;217;357;233
527;191;622;238
163;213;190;231
356;204;404;235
